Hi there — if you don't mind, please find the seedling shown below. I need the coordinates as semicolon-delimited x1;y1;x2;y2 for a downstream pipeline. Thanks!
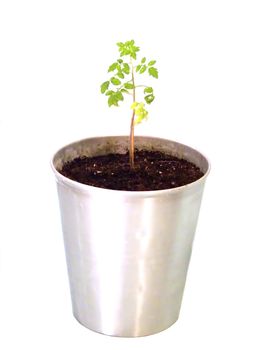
100;40;158;168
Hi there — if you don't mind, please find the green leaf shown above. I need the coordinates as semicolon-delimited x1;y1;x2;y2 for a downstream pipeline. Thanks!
106;90;114;96
108;94;118;107
136;65;141;72
148;60;156;66
111;77;121;85
122;63;130;74
144;94;155;104
121;88;129;94
117;59;123;63
119;50;126;57
130;52;136;59
100;81;110;94
108;62;118;72
148;67;158;78
117;72;125;79
115;91;124;101
131;102;148;125
144;87;153;94
141;57;146;64
139;65;147;74
117;40;140;59
124;83;134;89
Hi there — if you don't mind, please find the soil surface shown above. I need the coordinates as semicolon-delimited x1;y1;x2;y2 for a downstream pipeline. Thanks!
60;150;204;191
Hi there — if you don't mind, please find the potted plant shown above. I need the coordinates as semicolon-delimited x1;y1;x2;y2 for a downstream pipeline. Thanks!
51;40;210;337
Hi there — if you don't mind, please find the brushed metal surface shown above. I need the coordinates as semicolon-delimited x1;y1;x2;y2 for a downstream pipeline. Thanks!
51;136;210;337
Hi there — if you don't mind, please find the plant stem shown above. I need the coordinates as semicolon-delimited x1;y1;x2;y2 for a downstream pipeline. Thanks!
129;61;136;168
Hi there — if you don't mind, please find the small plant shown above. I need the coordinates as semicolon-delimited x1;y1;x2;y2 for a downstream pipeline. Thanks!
100;40;158;168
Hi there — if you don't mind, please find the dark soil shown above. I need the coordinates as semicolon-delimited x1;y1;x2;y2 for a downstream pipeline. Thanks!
60;150;204;191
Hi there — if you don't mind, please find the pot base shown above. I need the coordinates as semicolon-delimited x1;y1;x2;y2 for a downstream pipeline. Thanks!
73;313;179;337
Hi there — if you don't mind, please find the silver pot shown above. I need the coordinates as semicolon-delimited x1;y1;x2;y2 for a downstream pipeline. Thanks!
51;136;210;337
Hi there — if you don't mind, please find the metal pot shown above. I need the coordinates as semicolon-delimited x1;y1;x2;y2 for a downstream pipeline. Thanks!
51;136;210;337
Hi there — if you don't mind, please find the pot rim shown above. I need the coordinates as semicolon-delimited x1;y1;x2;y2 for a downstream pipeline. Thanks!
51;135;211;197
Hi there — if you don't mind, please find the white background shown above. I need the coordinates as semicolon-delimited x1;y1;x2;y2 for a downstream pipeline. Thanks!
0;0;263;349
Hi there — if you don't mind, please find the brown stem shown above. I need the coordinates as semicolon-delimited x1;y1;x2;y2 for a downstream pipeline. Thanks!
129;109;135;168
129;62;136;169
